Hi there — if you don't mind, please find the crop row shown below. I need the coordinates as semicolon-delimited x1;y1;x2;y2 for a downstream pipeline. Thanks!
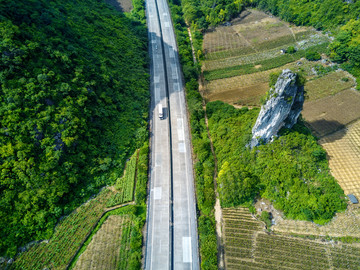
12;189;113;269
113;150;138;205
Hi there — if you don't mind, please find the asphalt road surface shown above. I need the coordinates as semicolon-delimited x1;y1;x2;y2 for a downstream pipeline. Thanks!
144;0;200;268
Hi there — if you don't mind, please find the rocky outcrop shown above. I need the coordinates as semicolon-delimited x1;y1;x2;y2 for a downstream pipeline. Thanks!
249;69;304;148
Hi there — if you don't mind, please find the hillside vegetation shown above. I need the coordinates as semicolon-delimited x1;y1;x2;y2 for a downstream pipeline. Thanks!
0;0;149;256
207;101;347;224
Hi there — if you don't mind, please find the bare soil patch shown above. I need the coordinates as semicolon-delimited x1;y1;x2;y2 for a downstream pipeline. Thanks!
302;89;360;137
105;0;133;12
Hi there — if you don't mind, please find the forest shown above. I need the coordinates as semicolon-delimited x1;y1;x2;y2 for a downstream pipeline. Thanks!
207;101;347;225
0;0;149;256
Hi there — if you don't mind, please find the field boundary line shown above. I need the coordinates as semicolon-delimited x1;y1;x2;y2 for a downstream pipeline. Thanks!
66;200;135;270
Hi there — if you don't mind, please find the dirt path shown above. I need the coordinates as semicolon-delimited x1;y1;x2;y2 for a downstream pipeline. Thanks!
187;27;197;64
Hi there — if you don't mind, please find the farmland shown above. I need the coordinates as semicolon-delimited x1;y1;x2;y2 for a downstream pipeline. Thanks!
73;215;129;270
201;9;360;214
11;189;115;270
302;89;360;137
319;120;360;200
222;207;360;270
10;146;147;270
71;205;145;270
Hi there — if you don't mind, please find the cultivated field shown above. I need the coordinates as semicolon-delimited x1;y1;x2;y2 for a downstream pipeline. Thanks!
274;206;360;239
73;215;131;270
203;61;353;105
303;89;360;137
12;189;115;269
11;150;139;270
202;9;328;79
222;207;360;270
319;120;360;200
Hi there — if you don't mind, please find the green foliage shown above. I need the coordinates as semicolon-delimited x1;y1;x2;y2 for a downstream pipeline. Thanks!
181;0;254;28
0;0;149;256
254;0;360;30
114;150;138;204
269;71;281;87
287;46;296;54
198;215;218;270
260;211;272;229
305;50;321;61
207;101;347;224
134;142;149;205
253;0;360;90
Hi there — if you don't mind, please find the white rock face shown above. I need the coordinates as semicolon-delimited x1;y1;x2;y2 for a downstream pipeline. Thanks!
250;69;304;148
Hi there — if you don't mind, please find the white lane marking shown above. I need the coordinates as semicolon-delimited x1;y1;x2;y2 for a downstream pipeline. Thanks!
178;142;185;153
182;237;192;263
164;22;170;28
154;76;160;83
173;82;179;92
154;187;162;200
172;68;178;80
155;86;160;103
155;153;161;166
177;118;184;141
163;12;168;16
169;48;175;58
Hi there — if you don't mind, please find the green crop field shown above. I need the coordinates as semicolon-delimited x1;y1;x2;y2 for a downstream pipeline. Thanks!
223;208;360;270
11;189;114;269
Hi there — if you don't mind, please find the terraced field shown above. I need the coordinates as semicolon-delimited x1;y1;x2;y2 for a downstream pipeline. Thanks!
320;120;360;200
12;189;115;270
202;9;329;84
223;208;360;270
73;215;130;270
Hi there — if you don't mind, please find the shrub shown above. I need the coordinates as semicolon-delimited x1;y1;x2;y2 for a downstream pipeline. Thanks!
287;46;296;54
306;50;321;61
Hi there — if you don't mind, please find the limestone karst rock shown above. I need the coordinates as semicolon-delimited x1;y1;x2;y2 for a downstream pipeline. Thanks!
249;69;304;148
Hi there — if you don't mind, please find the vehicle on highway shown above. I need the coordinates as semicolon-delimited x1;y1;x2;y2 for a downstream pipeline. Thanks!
159;104;163;119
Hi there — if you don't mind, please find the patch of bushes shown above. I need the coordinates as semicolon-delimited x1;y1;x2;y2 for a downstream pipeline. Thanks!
306;50;321;61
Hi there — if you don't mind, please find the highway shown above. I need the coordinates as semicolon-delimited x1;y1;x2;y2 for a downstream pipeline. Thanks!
144;0;200;268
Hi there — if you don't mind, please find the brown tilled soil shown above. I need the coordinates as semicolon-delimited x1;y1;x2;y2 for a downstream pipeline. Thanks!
74;215;129;270
302;89;360;137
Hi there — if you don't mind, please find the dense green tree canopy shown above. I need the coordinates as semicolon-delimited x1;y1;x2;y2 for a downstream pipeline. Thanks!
0;0;149;256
